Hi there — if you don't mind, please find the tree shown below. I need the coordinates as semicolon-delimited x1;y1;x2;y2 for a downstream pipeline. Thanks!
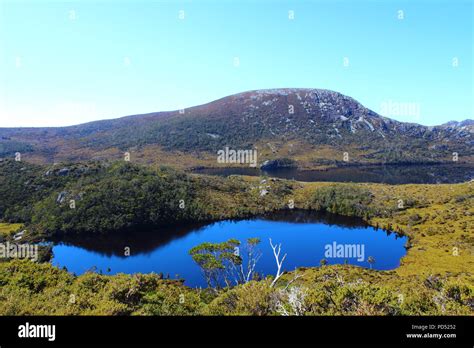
320;258;328;266
368;256;375;269
236;238;262;284
189;239;241;290
269;238;287;288
312;185;373;217
190;238;263;289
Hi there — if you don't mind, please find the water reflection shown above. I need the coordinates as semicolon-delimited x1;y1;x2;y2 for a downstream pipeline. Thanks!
50;210;408;287
192;164;473;184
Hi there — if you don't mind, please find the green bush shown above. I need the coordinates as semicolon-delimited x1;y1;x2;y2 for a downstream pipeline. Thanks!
312;185;374;217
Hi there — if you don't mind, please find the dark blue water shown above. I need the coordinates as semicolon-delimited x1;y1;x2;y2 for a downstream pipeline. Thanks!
51;210;407;287
193;164;473;184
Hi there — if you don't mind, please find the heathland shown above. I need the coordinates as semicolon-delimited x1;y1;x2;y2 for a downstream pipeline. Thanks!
0;159;472;315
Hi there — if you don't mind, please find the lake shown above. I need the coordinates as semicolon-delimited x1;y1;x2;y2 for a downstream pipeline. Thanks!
51;210;407;287
192;164;473;184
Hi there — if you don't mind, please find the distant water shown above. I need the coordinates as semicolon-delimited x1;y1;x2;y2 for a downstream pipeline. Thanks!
51;210;407;287
192;164;473;184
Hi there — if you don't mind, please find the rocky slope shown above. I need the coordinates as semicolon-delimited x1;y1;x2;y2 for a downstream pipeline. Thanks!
0;88;472;167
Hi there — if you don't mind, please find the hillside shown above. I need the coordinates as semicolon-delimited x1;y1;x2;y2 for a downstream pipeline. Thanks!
0;89;473;169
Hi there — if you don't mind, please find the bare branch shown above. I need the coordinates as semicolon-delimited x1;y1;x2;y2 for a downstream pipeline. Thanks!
284;270;304;291
270;238;287;288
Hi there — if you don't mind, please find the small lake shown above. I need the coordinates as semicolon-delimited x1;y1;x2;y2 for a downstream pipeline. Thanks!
51;210;407;287
192;164;473;184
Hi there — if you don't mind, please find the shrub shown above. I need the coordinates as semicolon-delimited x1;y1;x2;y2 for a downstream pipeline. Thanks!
312;185;374;217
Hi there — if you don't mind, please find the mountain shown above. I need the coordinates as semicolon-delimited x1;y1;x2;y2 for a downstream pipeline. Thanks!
0;88;472;169
440;119;474;132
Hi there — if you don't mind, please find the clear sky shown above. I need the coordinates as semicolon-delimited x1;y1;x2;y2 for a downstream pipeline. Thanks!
0;0;472;127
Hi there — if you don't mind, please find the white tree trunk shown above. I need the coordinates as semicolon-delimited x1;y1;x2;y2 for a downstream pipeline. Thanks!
269;238;287;288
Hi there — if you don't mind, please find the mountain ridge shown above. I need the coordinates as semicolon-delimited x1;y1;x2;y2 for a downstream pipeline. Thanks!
1;88;471;130
0;88;472;168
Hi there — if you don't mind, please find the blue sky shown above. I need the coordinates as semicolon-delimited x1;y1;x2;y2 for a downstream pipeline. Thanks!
0;0;472;127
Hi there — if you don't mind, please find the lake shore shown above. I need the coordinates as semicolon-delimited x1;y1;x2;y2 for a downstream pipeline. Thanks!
0;161;472;315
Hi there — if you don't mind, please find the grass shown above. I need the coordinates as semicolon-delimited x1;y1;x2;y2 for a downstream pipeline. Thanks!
269;180;474;305
301;182;472;272
0;223;23;238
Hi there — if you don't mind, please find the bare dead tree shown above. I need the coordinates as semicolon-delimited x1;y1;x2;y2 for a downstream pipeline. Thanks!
276;286;308;316
269;238;287;288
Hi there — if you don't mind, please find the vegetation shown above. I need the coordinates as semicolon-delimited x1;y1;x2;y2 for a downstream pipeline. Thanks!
311;185;375;218
0;139;33;157
0;159;104;223
189;239;242;289
0;260;471;315
189;238;262;289
2;89;473;170
0;259;205;315
30;162;208;235
0;159;472;316
0;223;23;238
